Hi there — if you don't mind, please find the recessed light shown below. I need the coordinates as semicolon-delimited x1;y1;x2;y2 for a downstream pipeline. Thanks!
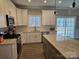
58;1;62;4
44;0;47;3
28;0;31;3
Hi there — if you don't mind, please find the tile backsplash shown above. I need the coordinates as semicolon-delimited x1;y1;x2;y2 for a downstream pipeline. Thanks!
15;25;55;32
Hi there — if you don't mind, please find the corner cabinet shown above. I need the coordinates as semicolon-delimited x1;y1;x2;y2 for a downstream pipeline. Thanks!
42;10;55;25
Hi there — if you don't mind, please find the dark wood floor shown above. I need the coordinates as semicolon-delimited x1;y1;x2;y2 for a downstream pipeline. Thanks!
19;43;46;59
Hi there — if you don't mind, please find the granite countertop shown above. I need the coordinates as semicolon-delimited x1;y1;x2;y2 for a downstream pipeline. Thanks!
0;39;16;45
18;29;55;33
17;28;50;33
43;34;79;59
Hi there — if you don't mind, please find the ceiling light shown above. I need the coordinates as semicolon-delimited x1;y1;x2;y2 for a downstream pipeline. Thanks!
44;0;47;3
58;1;62;4
28;0;31;3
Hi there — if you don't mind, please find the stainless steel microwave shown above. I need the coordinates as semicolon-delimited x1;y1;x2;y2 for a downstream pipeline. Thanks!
6;15;14;26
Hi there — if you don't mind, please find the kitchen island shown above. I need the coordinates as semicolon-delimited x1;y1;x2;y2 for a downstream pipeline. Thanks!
43;34;79;59
0;39;17;59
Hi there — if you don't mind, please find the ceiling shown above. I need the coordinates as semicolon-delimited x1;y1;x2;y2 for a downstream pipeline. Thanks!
11;0;79;9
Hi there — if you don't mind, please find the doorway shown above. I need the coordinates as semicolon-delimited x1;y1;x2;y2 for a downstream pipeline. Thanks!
56;16;76;40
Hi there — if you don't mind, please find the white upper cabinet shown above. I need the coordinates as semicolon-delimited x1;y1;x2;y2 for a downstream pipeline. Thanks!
16;8;23;25
16;8;28;26
6;0;17;26
21;9;28;25
0;15;7;28
42;10;55;25
0;0;17;26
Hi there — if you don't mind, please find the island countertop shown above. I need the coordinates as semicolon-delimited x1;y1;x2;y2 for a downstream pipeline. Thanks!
0;39;16;45
43;34;79;59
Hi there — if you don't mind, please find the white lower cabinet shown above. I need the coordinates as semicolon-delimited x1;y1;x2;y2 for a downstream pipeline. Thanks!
21;32;41;44
27;32;41;43
0;44;17;59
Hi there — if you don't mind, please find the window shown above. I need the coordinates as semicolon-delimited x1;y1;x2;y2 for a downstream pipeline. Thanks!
56;16;75;39
28;15;41;27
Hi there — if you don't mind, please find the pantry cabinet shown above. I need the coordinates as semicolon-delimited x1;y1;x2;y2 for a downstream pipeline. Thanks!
42;10;55;25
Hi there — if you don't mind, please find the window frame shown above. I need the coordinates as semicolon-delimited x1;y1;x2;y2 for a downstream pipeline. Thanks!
28;15;41;28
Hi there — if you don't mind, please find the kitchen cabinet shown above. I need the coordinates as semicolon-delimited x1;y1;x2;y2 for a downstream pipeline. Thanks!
21;32;41;44
16;8;23;26
0;15;7;28
21;9;28;25
26;32;41;43
5;0;17;26
43;37;65;59
0;0;17;26
0;43;17;59
42;10;55;25
0;0;6;15
16;8;28;26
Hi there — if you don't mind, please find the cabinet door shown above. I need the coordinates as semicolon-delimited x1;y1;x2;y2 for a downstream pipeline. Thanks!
12;44;17;59
34;32;41;42
21;9;28;25
49;11;55;25
42;10;55;25
4;0;17;26
26;32;41;43
42;10;50;25
0;45;12;59
16;8;23;25
0;0;6;15
0;15;7;28
26;33;35;43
